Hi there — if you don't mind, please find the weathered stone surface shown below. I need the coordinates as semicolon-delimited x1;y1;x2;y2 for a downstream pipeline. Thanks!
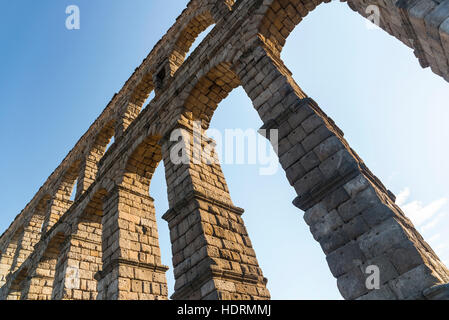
389;265;441;299
337;267;368;300
357;285;397;300
326;242;365;278
338;187;381;222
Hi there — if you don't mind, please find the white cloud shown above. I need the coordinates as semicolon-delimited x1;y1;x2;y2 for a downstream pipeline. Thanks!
397;188;447;227
396;187;410;206
396;187;449;267
421;213;447;233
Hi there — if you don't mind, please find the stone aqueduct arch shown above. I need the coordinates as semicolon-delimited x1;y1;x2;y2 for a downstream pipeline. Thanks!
1;0;449;300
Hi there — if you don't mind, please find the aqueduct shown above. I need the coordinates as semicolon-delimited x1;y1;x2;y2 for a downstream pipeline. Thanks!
1;0;449;300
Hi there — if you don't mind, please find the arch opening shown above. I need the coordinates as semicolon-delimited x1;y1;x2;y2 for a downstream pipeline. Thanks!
6;268;28;300
179;61;315;299
169;11;216;75
122;135;163;195
130;72;155;114
8;196;51;274
278;0;449;278
59;161;81;203
246;0;449;299
0;228;24;287
258;0;325;57
42;161;80;233
76;120;115;200
185;24;215;60
184;62;240;128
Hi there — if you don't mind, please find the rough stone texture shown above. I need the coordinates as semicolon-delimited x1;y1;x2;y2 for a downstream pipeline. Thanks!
0;0;448;300
161;123;269;300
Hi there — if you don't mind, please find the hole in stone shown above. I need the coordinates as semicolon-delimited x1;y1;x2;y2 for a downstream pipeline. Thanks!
105;136;115;153
70;179;78;201
140;90;155;113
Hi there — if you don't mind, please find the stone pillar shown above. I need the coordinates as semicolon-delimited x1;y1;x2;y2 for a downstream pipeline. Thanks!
21;233;66;300
115;70;154;140
237;44;449;299
9;213;45;273
51;215;103;300
0;229;23;287
161;120;270;300
97;186;168;300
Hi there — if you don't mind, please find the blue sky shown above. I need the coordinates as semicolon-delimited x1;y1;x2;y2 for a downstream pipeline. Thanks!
1;1;449;300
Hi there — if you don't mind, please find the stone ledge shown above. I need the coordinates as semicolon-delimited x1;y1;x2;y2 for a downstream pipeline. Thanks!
171;266;265;300
162;190;244;223
293;169;359;211
96;258;169;281
423;283;449;300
